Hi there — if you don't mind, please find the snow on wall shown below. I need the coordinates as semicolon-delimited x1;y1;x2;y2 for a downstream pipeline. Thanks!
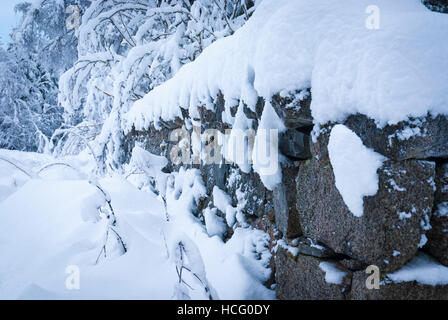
319;262;347;285
328;124;385;217
125;0;448;132
387;252;448;286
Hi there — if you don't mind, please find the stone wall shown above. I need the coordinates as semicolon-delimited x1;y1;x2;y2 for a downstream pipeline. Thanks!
122;3;448;300
278;116;448;299
124;86;448;299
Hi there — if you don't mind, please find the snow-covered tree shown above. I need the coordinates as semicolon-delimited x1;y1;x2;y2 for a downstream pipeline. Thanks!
12;0;91;76
0;0;92;152
0;47;63;152
56;0;258;168
0;0;258;159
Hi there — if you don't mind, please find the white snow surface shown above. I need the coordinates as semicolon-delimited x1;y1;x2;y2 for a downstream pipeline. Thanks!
0;149;274;300
328;125;385;217
435;202;448;217
319;262;347;285
251;101;286;190
125;0;448;132
213;186;237;227
387;253;448;286
204;207;226;239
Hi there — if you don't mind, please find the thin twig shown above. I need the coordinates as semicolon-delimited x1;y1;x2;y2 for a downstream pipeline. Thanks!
0;157;32;178
37;162;77;175
119;12;136;47
109;17;135;48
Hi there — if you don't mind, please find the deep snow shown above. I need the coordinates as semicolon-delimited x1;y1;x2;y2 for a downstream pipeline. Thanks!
0;149;274;299
126;0;448;132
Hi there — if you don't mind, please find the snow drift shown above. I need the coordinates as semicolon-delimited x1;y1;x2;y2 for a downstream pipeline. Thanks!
125;0;448;131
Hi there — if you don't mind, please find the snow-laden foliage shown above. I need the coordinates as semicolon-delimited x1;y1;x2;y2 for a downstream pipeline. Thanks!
56;0;257;167
0;2;274;300
422;0;448;13
12;0;91;76
0;0;93;152
0;47;63;152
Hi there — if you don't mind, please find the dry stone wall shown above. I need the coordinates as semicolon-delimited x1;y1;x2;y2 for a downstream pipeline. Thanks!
125;87;448;299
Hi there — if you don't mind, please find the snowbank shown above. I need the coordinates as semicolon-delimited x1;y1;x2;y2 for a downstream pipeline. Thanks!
0;151;274;300
125;0;448;131
0;149;51;201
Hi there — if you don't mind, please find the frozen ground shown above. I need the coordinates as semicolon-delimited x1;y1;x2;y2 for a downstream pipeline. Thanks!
0;149;274;299
2;146;448;299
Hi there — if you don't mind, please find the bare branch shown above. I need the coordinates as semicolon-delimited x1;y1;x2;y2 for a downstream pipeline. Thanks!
0;157;33;178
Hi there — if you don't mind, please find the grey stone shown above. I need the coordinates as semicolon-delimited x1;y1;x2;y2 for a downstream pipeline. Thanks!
273;163;302;238
275;247;351;300
279;129;311;160
225;166;269;219
297;131;436;272
434;163;448;204
339;259;368;271
126;122;183;173
271;90;313;129
293;237;338;259
427;162;448;266
343;114;448;161
351;269;448;300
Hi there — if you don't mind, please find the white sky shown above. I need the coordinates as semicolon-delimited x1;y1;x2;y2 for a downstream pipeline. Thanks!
0;0;25;44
